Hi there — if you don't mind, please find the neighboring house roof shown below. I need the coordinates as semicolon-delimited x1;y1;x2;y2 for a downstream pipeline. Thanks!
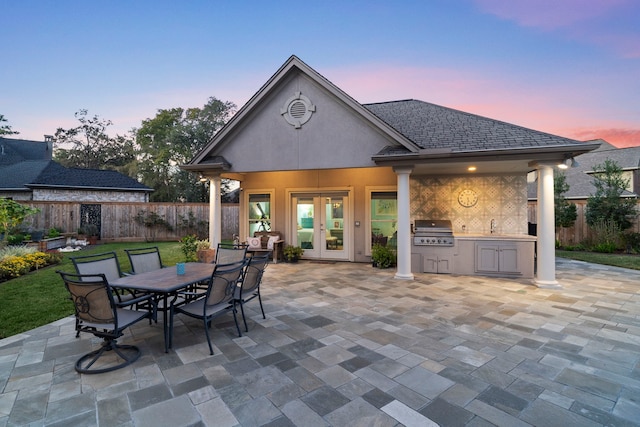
0;137;152;194
1;160;51;190
27;162;152;192
0;137;52;165
528;139;640;199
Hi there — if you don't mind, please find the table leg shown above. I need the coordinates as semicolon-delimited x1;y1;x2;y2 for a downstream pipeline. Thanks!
162;294;169;353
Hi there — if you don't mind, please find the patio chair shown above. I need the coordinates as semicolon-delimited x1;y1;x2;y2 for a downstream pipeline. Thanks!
58;271;155;374
70;251;153;329
169;259;246;355
215;242;248;264
235;251;269;332
125;246;164;274
70;251;124;283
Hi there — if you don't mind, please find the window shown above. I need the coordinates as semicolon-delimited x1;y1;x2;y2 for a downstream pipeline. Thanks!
370;191;397;250
248;193;272;234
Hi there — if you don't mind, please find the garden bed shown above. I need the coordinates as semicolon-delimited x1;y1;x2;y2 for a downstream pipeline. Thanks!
38;236;68;251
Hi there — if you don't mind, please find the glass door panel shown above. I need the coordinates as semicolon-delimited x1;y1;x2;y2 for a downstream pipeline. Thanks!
323;196;344;255
293;193;349;260
296;197;316;255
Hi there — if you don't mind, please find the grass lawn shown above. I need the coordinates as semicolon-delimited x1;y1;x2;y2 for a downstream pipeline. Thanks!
556;250;640;271
0;241;184;339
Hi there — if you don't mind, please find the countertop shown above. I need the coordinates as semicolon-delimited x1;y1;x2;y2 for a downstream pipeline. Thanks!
453;233;537;241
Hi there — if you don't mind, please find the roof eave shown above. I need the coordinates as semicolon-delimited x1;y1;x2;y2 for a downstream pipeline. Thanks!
372;142;602;166
25;184;153;192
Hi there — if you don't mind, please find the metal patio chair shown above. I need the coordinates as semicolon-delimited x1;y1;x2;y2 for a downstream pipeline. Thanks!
215;242;248;264
70;251;154;328
58;271;155;374
169;259;246;355
125;246;164;274
235;251;269;332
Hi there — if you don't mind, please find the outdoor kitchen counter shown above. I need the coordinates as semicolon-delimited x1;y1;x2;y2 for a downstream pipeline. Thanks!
453;234;536;279
454;233;536;241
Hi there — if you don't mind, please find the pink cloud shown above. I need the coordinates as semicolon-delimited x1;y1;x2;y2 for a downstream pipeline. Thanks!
326;63;640;147
472;0;639;58
566;128;640;148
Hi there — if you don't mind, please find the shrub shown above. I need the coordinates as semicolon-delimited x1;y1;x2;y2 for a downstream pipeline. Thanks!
592;242;617;253
180;234;198;262
372;243;396;268
6;234;26;245
623;232;640;252
0;244;37;261
0;251;61;282
587;219;622;252
283;245;304;261
562;244;586;252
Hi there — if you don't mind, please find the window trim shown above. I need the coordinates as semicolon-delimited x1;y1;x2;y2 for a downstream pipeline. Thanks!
365;186;397;256
242;189;275;239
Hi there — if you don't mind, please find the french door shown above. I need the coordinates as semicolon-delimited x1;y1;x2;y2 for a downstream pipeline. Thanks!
292;192;349;260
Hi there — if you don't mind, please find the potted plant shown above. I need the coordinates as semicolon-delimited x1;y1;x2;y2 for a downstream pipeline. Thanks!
83;224;99;245
371;243;396;268
196;239;216;263
283;245;304;262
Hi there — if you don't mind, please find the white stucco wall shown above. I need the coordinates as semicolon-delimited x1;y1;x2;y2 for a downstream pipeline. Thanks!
214;74;395;173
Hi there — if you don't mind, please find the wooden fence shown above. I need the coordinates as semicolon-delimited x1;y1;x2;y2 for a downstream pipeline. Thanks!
19;201;239;243
528;200;640;246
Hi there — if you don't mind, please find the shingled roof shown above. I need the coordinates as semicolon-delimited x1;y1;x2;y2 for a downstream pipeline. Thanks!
0;137;52;166
364;99;587;153
28;163;151;191
0;137;152;194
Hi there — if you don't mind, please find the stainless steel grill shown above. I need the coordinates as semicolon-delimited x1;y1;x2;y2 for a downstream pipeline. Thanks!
413;219;454;246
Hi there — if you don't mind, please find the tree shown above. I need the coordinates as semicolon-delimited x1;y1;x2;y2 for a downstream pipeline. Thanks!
554;172;577;229
0;114;19;135
135;97;236;202
53;110;136;173
585;159;638;230
0;199;39;243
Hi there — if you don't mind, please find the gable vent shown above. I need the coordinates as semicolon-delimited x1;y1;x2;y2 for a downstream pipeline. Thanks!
289;100;307;119
281;91;316;128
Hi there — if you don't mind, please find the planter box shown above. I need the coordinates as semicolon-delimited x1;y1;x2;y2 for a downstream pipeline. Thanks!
38;236;67;251
197;249;216;263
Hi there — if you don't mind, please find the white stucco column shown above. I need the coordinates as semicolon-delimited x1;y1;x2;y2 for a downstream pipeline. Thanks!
394;166;414;280
536;164;559;287
209;176;222;249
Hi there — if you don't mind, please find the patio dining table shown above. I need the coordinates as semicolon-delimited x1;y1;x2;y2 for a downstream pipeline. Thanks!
110;262;216;352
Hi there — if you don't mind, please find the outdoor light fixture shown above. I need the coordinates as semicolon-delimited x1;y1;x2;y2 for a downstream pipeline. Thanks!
467;166;477;172
199;174;208;182
558;157;579;170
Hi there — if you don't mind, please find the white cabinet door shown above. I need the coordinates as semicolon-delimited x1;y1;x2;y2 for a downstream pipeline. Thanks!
499;246;519;273
475;244;519;273
476;245;499;272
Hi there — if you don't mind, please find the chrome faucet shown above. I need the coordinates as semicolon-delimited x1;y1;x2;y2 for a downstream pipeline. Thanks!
490;219;496;234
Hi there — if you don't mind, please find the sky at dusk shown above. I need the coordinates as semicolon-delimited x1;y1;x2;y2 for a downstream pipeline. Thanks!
2;0;639;147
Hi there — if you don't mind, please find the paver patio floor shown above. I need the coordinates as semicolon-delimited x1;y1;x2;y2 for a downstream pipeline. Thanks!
1;258;639;426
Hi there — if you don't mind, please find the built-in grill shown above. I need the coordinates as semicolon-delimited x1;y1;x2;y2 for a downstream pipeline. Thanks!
413;219;455;246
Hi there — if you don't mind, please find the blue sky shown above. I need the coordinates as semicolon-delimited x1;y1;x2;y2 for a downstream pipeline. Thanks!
2;0;639;147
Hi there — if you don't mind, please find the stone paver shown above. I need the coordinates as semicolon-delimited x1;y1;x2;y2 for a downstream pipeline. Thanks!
1;258;640;426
